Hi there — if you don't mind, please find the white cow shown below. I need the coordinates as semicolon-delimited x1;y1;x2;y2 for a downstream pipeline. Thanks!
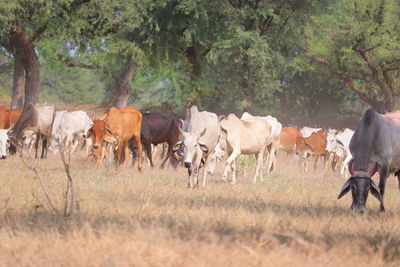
241;112;282;174
326;128;354;177
220;114;272;184
0;129;10;159
300;126;322;138
173;106;221;188
49;110;67;153
50;111;93;163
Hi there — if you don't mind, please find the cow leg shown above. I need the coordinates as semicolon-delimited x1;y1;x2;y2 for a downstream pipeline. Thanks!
41;136;47;158
341;153;352;177
115;140;124;168
231;158;237;184
253;147;266;183
201;155;212;188
160;143;173;169
143;141;154;168
313;155;319;172
266;145;277;174
133;134;143;171
378;165;389;212
96;146;106;170
303;155;309;174
123;142;130;168
35;133;40;159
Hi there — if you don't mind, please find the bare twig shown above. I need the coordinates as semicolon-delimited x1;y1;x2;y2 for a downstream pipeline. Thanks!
57;141;74;217
20;148;60;215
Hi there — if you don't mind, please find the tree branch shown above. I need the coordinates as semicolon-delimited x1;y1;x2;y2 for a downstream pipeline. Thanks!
67;62;98;69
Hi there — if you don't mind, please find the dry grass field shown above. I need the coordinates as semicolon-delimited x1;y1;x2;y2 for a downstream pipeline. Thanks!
1;151;400;267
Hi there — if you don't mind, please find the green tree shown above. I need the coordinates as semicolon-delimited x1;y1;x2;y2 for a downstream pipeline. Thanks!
305;0;400;113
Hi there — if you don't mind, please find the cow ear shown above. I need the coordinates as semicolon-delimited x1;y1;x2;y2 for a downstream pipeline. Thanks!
173;141;182;152
198;128;206;138
338;178;352;199
370;180;383;203
199;144;208;153
178;126;187;137
86;128;93;138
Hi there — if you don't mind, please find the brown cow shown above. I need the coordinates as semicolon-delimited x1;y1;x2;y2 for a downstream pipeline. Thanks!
0;106;23;129
279;127;302;161
296;129;329;173
105;107;143;170
89;107;143;170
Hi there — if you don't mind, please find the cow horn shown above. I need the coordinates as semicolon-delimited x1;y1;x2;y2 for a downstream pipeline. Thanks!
338;178;352;199
178;125;186;136
370;180;383;203
198;128;206;138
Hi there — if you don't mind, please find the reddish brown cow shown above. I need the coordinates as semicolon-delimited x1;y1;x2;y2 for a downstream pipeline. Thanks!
88;107;143;170
296;129;329;173
0;106;23;129
279;127;302;160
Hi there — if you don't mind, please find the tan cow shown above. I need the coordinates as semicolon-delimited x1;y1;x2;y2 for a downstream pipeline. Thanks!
219;114;271;184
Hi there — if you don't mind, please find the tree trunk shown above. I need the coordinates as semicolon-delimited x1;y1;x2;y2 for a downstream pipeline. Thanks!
9;22;41;108
22;43;40;108
242;78;254;112
114;60;136;108
186;45;202;79
11;52;25;109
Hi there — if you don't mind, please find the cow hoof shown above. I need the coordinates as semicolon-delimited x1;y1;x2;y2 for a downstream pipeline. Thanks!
380;206;385;212
230;181;236;185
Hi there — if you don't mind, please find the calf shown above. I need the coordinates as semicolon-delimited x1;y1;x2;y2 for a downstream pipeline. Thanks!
296;129;328;173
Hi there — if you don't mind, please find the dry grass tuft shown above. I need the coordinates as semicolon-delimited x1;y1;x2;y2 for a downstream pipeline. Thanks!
1;152;400;266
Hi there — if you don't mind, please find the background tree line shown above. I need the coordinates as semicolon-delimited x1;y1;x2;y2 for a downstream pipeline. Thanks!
0;0;398;127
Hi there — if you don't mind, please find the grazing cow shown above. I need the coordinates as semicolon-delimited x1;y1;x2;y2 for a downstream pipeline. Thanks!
0;106;22;129
10;103;54;158
325;128;354;177
337;110;400;214
219;114;272;184
300;126;322;138
103;107;143;170
0;129;10;159
296;129;328;173
87;119;115;169
132;112;181;169
241;112;282;174
173;106;220;188
49;111;93;163
279;127;302;161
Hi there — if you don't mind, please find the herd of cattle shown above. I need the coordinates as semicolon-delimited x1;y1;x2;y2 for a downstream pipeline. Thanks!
2;103;400;214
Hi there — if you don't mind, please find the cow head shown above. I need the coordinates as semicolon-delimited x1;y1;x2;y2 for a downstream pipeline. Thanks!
173;127;208;169
338;161;381;214
90;120;107;156
325;132;338;153
0;129;10;159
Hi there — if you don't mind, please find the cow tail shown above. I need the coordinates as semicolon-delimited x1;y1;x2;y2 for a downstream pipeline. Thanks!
352;109;379;171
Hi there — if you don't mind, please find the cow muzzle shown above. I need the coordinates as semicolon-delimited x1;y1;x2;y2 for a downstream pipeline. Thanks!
1;155;6;160
184;161;192;168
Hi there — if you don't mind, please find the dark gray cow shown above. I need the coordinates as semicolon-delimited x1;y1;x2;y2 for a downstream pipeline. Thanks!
338;109;400;214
